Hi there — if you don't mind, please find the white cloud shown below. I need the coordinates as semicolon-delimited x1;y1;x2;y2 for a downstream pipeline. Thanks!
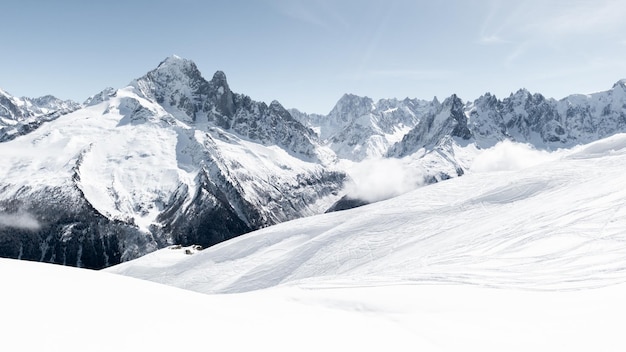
478;35;510;45
344;158;424;203
0;212;41;231
270;0;349;30
504;41;531;66
478;0;514;45
479;0;626;66
483;0;626;40
470;141;558;173
526;0;626;36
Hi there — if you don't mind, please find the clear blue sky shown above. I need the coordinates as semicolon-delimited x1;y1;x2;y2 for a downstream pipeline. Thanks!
2;0;626;114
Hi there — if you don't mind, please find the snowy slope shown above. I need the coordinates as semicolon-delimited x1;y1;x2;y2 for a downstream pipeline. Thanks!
6;257;626;351
109;133;626;293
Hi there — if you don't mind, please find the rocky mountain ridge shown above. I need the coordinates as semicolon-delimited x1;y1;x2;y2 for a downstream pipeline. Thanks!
0;88;80;142
294;78;626;179
130;56;321;160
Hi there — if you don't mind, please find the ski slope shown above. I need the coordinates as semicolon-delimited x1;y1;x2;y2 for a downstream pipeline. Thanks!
3;257;626;351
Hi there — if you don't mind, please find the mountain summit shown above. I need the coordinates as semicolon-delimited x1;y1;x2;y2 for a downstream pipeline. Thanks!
612;78;626;90
130;55;228;122
127;56;320;158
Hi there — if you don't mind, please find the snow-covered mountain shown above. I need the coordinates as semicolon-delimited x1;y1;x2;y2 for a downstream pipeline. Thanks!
292;94;436;161
130;56;323;159
0;56;345;268
391;80;626;158
1;55;625;270
471;80;626;148
0;88;80;142
292;79;626;183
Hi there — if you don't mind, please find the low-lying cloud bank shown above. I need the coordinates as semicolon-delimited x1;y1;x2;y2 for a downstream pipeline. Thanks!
343;140;562;204
344;158;424;203
470;140;559;173
0;212;41;231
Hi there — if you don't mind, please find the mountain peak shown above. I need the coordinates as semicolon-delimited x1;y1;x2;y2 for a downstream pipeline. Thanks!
338;93;372;103
157;54;188;68
151;55;200;78
612;79;626;90
328;93;375;122
210;70;230;91
130;56;205;105
510;88;531;99
211;70;227;82
333;93;374;111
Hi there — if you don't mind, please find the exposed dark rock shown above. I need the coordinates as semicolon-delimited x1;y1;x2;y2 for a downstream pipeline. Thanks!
325;195;369;213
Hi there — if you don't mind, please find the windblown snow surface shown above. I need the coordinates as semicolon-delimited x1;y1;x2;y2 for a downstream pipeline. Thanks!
5;134;626;351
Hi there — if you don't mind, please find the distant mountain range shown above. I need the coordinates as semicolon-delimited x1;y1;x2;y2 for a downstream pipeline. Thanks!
1;55;625;268
0;89;80;142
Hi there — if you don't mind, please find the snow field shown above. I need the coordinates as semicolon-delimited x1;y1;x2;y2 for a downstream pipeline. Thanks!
3;257;626;351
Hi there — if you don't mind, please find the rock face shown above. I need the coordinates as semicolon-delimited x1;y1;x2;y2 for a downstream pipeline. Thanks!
325;195;369;213
0;56;345;269
131;56;320;159
390;82;626;155
0;89;80;142
0;185;135;269
292;94;436;161
387;94;471;157
305;82;626;160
